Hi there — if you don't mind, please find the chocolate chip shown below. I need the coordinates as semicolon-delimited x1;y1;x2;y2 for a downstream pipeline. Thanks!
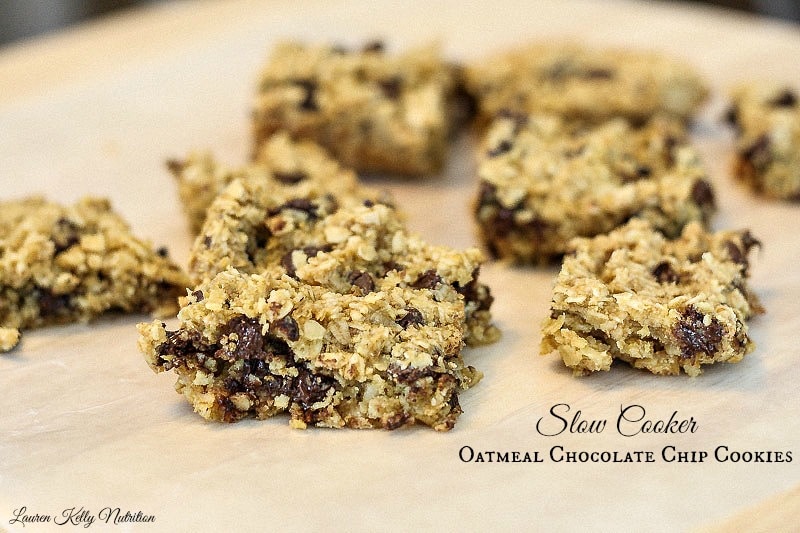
725;231;761;275
203;235;212;248
270;198;319;219
245;224;271;264
192;290;204;302
293;79;318;111
622;165;652;183
286;198;317;216
454;268;494;311
323;193;339;214
273;171;308;184
723;105;739;128
485;240;501;259
741;134;772;169
664;135;679;166
165;159;185;175
673;306;724;360
652;261;679;284
293;368;333;407
378;76;402;99
223;377;246;394
542;60;569;82
396;307;425;329
390;364;436;383
768;89;797;108
725;241;745;266
307;244;333;257
154;328;212;371
281;251;297;277
272;315;300;342
412;270;442;290
52;217;80;254
221;316;266;361
477;181;497;208
487;139;513;158
382;261;404;274
348;270;375;294
156;246;169;257
385;412;410;430
740;230;761;253
563;144;586;158
584;68;614;79
449;71;478;127
37;289;71;317
362;40;385;53
691;180;715;208
492;208;516;237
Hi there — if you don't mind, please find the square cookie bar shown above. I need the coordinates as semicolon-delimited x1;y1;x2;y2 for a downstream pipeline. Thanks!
726;84;800;200
541;219;763;376
0;197;189;352
139;203;498;430
168;132;383;233
474;113;715;263
252;41;461;176
464;43;708;126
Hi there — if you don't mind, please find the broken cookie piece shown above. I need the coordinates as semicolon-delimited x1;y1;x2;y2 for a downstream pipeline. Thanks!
475;113;715;263
190;183;496;346
139;203;499;430
541;218;763;376
169;132;380;233
726;83;800;200
0;197;189;351
252;41;462;176
464;42;708;127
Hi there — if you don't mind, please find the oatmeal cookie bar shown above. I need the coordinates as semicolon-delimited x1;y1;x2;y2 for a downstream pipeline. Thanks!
190;182;496;346
726;84;800;200
169;133;381;234
541;219;763;376
464;43;708;126
475;113;715;263
252;41;462;176
139;203;498;430
0;197;189;352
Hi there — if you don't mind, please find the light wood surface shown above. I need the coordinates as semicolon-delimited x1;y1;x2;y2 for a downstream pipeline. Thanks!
2;1;799;531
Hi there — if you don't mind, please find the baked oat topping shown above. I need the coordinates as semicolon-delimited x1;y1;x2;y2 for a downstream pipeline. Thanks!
252;41;464;176
541;219;763;376
140;203;499;430
474;113;715;263
169;132;379;233
465;42;708;126
727;83;800;200
0;197;189;351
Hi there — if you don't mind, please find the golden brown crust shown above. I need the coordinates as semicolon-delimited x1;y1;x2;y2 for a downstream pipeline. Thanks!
465;42;708;126
474;113;715;263
0;197;189;351
727;83;800;200
140;204;499;430
252;41;459;176
541;219;762;376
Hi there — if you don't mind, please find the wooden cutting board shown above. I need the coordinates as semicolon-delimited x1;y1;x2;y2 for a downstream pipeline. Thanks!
2;1;799;531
